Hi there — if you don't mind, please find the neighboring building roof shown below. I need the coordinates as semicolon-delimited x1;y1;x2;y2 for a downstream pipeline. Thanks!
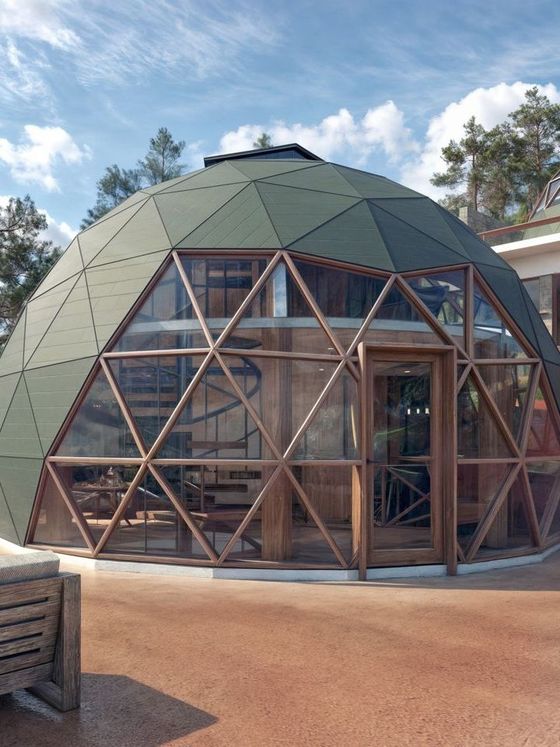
523;170;560;239
1;148;560;541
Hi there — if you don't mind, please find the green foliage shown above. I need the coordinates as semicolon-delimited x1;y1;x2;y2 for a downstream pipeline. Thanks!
0;196;61;347
80;165;144;228
81;127;186;229
432;88;560;222
138;127;186;184
253;132;273;149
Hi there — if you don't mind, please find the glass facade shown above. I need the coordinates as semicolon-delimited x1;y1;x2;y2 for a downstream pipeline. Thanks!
30;252;560;568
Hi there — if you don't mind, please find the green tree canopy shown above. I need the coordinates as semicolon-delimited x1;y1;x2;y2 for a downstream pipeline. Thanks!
0;195;60;347
81;127;186;229
431;87;560;222
253;132;273;149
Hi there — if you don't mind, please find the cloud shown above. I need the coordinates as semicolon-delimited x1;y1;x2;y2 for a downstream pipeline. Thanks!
0;1;280;91
0;0;79;50
0;125;90;191
219;102;419;165
0;40;52;109
0;194;76;248
38;209;76;246
402;81;560;198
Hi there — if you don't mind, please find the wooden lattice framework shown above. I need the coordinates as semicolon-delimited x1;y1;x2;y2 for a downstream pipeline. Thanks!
26;250;560;577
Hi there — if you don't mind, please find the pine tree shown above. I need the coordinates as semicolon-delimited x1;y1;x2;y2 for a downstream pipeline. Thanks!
81;128;186;228
253;132;273;149
138;127;186;184
431;117;489;212
0;196;60;347
509;87;560;211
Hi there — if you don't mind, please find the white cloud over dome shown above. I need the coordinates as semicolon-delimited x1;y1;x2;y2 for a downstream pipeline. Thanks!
219;102;419;166
402;81;560;198
0;124;90;191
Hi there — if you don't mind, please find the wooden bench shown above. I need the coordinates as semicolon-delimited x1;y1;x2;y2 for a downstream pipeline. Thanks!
0;551;80;711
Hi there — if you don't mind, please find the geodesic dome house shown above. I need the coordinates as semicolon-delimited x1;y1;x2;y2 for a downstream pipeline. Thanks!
2;143;560;577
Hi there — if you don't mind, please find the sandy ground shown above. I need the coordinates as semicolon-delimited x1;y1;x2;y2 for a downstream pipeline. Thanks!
1;555;560;747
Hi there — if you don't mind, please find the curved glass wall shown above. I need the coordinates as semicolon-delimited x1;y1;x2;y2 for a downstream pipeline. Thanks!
29;252;560;569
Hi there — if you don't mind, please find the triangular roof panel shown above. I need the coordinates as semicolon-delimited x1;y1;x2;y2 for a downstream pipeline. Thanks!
179;183;281;249
256;181;360;246
155;183;247;247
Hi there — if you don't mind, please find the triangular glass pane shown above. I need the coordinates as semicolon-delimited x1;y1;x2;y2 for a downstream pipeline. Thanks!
32;471;88;548
293;259;387;352
292;367;359;460
222;262;337;355
473;280;528;358
293;465;354;562
457;463;510;551
457;377;514;458
527;383;560;457
475;474;534;558
49;462;140;547
103;467;213;559
545;484;560;540
113;261;208;352
180;256;268;344
525;461;560;530
56;368;141;458
478;364;534;444
158;358;273;459
457;363;468;383
406;269;466;349
222;355;339;454
289;474;341;566
217;467;282;562
108;355;207;449
362;283;445;347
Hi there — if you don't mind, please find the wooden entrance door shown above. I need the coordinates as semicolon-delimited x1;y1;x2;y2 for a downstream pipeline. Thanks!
365;347;454;567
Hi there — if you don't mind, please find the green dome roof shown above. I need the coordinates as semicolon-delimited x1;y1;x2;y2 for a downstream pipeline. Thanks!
1;154;559;544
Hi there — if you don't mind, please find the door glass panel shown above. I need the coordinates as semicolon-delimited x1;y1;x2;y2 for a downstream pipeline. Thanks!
371;360;434;550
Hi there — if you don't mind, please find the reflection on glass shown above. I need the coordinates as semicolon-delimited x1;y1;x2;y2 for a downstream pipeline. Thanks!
114;263;207;351
526;461;560;530
223;355;338;453
371;361;433;549
373;464;432;549
181;257;267;343
222;262;336;354
473;281;527;358
527;386;560;457
457;463;509;550
109;355;205;448
50;463;139;546
292;368;359;459
478;364;533;443
158;359;270;460
33;472;87;548
56;369;140;458
365;286;443;347
475;475;533;558
408;270;466;348
294;259;387;350
457;377;513;458
295;465;354;562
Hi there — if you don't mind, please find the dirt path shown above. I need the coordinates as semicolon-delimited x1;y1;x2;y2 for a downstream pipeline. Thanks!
1;555;560;746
